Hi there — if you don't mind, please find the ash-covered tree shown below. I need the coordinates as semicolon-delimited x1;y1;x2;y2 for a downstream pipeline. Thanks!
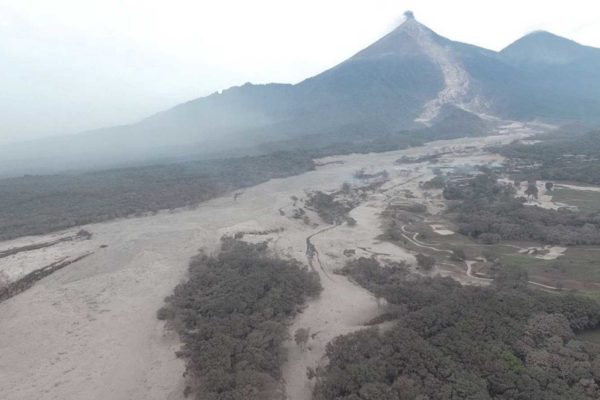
313;260;600;400
294;328;310;351
158;239;322;400
416;253;435;271
525;181;539;200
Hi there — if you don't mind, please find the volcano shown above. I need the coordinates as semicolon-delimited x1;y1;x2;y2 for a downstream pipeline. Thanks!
2;12;600;175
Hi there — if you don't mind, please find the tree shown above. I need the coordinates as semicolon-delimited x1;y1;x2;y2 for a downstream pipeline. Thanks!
312;270;600;400
416;253;435;271
294;328;310;351
493;264;529;290
545;181;554;192
479;233;501;244
525;181;539;200
451;248;467;261
375;293;384;308
422;176;445;189
341;182;351;194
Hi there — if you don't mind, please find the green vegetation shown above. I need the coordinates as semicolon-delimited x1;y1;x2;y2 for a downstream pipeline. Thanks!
305;183;368;225
443;171;600;245
314;258;600;400
260;130;423;159
0;117;492;243
305;191;356;225
0;129;424;242
500;247;600;288
421;175;446;189
553;188;600;213
261;110;488;161
500;130;600;185
578;329;600;345
415;253;435;271
158;239;321;400
0;151;314;241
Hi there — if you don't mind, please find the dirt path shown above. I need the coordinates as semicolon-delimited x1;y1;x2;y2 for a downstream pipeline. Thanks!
402;226;560;290
400;225;453;254
305;225;338;280
282;223;380;400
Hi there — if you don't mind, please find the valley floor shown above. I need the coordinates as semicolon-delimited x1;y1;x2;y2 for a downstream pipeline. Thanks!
0;122;545;400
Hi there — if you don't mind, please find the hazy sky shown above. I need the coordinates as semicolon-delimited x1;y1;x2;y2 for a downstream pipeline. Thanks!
1;0;599;144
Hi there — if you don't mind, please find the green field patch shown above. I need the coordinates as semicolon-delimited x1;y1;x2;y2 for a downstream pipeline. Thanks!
552;187;600;213
500;247;600;289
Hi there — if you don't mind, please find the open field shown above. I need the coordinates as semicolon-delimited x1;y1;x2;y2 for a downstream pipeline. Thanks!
500;247;600;290
552;187;600;213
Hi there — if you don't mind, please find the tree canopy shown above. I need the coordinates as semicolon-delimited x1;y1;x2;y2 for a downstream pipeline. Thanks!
159;239;322;400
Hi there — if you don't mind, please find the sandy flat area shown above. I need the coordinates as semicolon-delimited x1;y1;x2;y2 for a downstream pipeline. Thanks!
0;122;545;400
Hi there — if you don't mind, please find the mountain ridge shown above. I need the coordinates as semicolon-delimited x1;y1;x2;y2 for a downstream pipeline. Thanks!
1;12;599;176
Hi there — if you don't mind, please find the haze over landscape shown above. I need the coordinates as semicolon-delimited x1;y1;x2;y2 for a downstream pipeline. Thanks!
2;3;600;400
1;0;599;144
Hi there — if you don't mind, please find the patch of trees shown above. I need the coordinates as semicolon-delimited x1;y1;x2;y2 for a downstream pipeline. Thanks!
421;175;446;189
339;257;410;296
1;253;92;302
306;190;360;225
444;171;600;245
500;130;600;185
314;258;600;400
0;151;315;241
378;203;426;242
259;129;423;158
415;253;436;271
158;238;321;400
260;108;487;160
0;229;90;259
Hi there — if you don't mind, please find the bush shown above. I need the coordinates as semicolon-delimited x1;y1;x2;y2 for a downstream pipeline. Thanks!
451;248;466;261
421;175;446;189
416;253;435;271
479;233;501;244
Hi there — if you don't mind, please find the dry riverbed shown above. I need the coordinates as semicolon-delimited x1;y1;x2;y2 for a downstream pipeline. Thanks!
0;122;546;400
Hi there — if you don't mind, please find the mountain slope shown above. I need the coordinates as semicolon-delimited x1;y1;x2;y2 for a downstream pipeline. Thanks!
498;32;600;121
501;31;600;66
2;13;600;176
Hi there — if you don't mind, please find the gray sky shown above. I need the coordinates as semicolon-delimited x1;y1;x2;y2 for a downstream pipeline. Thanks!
1;0;599;144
